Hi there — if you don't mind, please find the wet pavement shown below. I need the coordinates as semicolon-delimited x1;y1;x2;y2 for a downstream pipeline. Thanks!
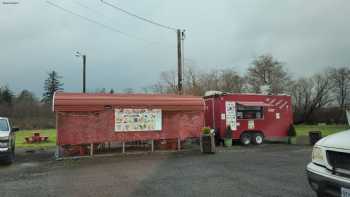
0;144;315;197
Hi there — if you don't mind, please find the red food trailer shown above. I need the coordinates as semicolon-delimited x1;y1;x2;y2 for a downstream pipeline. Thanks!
53;92;205;157
204;92;293;145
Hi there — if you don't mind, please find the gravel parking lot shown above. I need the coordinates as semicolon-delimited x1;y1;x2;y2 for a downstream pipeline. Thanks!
0;144;315;197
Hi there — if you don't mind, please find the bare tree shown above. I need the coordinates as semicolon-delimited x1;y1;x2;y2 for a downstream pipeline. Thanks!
246;54;290;94
329;67;350;109
290;73;333;123
219;68;245;93
183;66;203;96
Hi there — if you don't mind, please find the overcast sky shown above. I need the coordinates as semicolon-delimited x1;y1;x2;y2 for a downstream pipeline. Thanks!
0;0;349;96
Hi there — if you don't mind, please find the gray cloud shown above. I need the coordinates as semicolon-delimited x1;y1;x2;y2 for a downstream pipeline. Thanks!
0;0;349;96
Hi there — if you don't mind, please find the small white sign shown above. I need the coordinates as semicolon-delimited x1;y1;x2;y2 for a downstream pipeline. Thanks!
221;113;226;120
276;113;280;120
248;120;255;129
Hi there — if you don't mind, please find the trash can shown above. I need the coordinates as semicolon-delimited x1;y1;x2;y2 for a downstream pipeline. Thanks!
309;131;322;145
201;134;216;153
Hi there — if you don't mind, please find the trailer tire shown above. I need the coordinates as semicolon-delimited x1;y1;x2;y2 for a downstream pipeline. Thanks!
240;133;251;145
252;132;264;145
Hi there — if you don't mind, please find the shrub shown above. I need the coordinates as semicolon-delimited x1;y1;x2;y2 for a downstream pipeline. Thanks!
288;124;296;137
202;127;211;135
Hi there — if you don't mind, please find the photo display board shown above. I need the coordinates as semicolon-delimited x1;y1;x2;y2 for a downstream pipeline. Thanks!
115;109;162;132
225;101;237;130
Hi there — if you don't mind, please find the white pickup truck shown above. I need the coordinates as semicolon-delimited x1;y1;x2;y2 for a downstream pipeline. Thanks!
306;129;350;197
0;117;19;164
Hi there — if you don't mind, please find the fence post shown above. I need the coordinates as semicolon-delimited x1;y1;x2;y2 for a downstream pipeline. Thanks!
90;143;94;157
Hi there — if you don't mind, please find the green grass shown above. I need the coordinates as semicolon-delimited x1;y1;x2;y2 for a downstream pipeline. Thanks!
13;125;349;148
15;129;56;149
295;124;349;137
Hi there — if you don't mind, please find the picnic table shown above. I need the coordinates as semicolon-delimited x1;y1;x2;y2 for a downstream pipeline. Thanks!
25;132;48;143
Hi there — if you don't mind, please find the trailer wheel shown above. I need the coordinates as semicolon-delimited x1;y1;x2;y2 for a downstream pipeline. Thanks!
252;132;264;145
240;133;251;145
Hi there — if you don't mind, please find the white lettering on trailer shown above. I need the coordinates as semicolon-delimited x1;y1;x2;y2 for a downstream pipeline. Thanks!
225;101;237;130
279;101;288;109
268;108;275;112
268;98;277;105
275;99;283;106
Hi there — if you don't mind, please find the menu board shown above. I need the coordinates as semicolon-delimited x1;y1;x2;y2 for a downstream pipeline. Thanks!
225;101;237;130
115;109;162;132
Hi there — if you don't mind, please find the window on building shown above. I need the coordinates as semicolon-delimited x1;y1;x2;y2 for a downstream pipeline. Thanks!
236;105;264;119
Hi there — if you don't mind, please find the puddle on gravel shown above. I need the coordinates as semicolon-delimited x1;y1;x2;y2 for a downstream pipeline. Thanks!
19;162;39;168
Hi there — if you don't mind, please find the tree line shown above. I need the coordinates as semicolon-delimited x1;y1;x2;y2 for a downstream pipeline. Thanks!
1;54;349;128
0;71;63;129
149;54;350;124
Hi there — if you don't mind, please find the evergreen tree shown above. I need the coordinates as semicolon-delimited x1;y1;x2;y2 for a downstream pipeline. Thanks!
42;70;64;104
0;86;14;105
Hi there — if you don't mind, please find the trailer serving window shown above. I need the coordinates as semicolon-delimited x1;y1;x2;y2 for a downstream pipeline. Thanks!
236;104;263;120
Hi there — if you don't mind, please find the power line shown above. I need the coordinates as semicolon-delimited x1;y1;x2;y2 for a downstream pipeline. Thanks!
100;0;177;32
46;1;151;43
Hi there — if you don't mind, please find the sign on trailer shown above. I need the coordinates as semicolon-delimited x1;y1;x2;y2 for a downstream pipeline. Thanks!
115;108;162;132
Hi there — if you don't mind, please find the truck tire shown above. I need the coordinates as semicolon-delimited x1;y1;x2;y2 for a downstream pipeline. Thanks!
4;151;14;165
252;133;264;145
240;133;251;145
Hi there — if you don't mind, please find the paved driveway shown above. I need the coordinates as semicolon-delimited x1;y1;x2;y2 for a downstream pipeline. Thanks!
0;144;315;197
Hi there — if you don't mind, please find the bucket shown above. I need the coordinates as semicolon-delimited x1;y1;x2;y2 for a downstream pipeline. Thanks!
224;138;232;147
309;131;322;145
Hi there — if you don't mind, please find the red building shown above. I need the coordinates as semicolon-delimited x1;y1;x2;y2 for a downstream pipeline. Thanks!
204;92;293;145
53;92;205;156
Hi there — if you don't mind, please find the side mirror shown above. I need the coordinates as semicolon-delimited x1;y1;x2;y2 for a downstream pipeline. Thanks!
11;128;19;132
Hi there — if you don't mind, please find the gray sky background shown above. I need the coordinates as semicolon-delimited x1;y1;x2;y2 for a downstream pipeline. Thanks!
0;0;349;96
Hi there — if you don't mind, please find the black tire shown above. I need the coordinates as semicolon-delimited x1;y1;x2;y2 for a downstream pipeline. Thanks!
252;133;264;145
316;191;326;197
240;133;251;145
4;151;14;165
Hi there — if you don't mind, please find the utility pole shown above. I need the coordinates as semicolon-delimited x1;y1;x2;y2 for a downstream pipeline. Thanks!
177;29;183;95
75;51;86;93
82;55;86;93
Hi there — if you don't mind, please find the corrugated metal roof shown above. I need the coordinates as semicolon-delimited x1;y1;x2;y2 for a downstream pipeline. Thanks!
53;92;205;112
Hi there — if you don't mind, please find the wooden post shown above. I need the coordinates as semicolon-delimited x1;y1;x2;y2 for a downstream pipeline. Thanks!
177;29;183;95
151;140;154;152
90;143;94;157
122;142;125;154
55;146;60;159
177;138;181;151
82;55;86;93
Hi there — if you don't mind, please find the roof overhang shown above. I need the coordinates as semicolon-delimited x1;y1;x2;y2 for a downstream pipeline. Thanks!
237;101;272;107
53;92;205;112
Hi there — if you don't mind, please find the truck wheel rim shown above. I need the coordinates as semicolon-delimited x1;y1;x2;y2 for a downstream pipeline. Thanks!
243;137;250;144
256;136;263;144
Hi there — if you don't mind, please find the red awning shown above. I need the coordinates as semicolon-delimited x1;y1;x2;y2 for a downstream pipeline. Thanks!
237;101;272;107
